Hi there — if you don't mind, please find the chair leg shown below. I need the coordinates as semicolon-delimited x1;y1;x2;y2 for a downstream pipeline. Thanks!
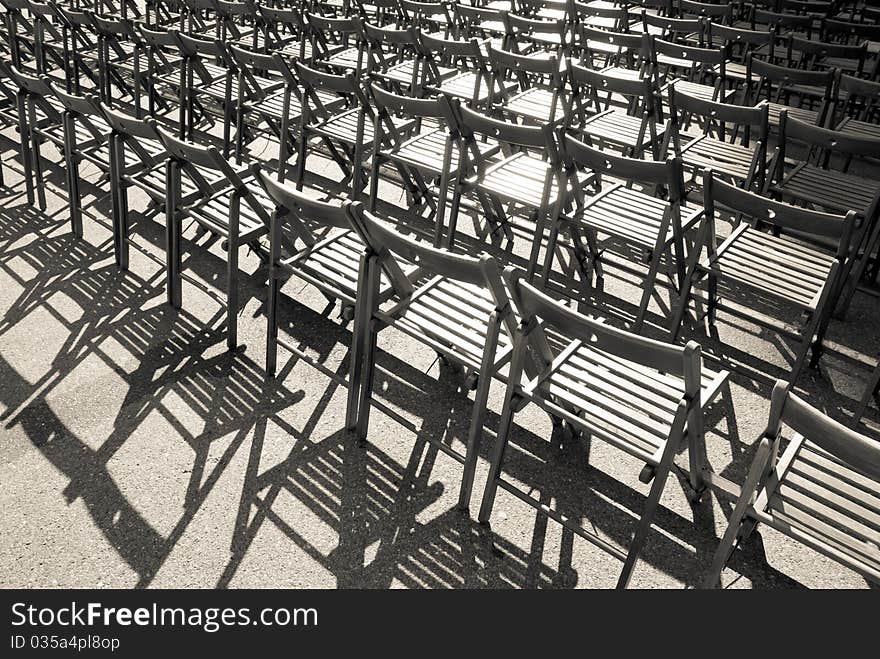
459;313;501;512
345;256;372;431
616;430;681;588
165;163;182;309
226;237;239;352
702;438;772;588
117;184;130;270
266;273;280;377
633;244;666;333
476;393;515;525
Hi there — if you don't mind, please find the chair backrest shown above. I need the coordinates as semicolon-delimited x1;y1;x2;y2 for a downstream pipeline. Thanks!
746;55;837;103
370;80;446;121
254;164;352;236
837;73;880;121
455;99;554;151
504;267;701;393
706;22;775;59
576;24;650;67
765;381;880;482
562;132;685;201
669;84;769;143
641;10;704;42
678;0;733;22
779;109;880;160
99;101;163;142
349;204;505;296
568;61;660;118
703;169;857;261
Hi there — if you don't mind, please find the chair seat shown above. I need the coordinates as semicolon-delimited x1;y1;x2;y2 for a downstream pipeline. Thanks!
679;135;765;183
667;79;732;103
374;59;419;85
767;102;820;127
574;184;702;248
775;163;878;216
381;127;498;175
319;46;361;71
532;336;728;464
504;87;566;122
581;109;663;150
433;70;511;103
186;174;271;242
837;117;880;140
709;225;836;310
755;439;880;578
389;276;513;368
312;108;412;147
472;151;569;208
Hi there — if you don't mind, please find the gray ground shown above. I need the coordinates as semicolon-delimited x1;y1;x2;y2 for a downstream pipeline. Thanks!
0;118;878;590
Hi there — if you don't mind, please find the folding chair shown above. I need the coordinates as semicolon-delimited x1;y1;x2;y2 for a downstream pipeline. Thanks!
7;63;66;209
651;37;733;103
667;85;771;191
831;73;880;139
368;82;500;246
453;3;508;52
361;21;423;94
90;14;142;106
153;125;271;350
548;133;705;332
574;24;650;73
45;81;113;239
744;55;836;129
677;0;734;25
345;203;520;510
306;12;366;77
705;22;776;94
98;102;168;270
399;0;455;38
478;269;728;588
294;61;412;199
251;166;384;390
567;61;665;158
501;11;568;55
256;5;312;62
767;111;880;315
488;44;568;125
705;380;880;587
175;32;238;150
450;100;591;278
417;31;506;107
786;34;872;79
671;170;857;383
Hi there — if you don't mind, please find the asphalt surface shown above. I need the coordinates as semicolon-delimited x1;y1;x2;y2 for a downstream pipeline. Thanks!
0;121;878;589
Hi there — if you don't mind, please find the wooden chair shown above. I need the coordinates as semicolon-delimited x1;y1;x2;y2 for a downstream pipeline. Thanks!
98;102;168;270
501;10;568;55
704;380;880;587
567;59;665;158
306;12;366;77
7;63;66;210
361;21;424;94
671;170;857;383
450;99;590;278
478;268;728;587
832;73;880;139
667;84;771;190
256;5;312;62
549;133;705;332
368;82;500;246
45;81;113;240
153;124;271;350
417;31;507;107
767;111;880;314
251;165;382;398
744;55;836;129
488;43;568;125
294;60;412;199
574;23;649;73
345;202;520;511
704;22;776;93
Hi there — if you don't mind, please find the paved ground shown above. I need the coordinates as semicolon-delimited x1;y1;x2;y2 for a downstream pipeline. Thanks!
0;118;878;589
